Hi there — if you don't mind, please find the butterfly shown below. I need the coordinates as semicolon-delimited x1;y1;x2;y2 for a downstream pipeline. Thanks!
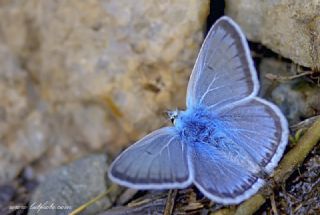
108;16;289;205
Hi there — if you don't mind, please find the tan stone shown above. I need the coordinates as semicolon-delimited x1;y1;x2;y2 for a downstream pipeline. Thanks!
0;0;209;182
226;0;320;69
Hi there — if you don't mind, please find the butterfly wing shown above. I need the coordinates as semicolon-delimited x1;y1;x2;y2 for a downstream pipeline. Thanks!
216;97;289;173
190;98;288;204
186;16;259;110
108;127;192;189
186;16;288;204
189;141;265;205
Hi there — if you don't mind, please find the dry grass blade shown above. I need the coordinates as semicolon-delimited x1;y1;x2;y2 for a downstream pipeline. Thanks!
164;189;178;215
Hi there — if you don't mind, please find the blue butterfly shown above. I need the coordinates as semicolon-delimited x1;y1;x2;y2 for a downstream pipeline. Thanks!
108;16;289;205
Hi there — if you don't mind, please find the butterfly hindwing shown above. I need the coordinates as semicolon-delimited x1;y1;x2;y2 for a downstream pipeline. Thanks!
216;97;289;173
189;141;265;204
108;127;192;189
186;16;259;110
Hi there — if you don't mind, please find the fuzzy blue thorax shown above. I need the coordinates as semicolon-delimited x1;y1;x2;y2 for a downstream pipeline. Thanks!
174;105;220;144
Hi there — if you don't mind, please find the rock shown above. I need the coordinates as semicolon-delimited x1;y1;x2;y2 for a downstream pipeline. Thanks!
225;0;320;69
24;0;208;143
33;103;111;173
0;110;49;184
28;154;110;215
0;0;209;182
0;42;49;183
259;58;320;124
0;184;16;215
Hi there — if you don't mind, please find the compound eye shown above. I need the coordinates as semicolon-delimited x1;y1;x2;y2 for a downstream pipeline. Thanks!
170;117;175;124
167;110;178;124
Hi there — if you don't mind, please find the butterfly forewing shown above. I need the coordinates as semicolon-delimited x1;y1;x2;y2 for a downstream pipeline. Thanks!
186;17;259;110
108;127;192;189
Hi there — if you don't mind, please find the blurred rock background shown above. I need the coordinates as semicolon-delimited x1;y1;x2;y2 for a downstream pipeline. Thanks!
0;0;208;184
226;0;320;69
0;0;319;214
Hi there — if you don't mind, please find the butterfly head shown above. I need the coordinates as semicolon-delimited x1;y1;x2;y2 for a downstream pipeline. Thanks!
167;109;179;124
